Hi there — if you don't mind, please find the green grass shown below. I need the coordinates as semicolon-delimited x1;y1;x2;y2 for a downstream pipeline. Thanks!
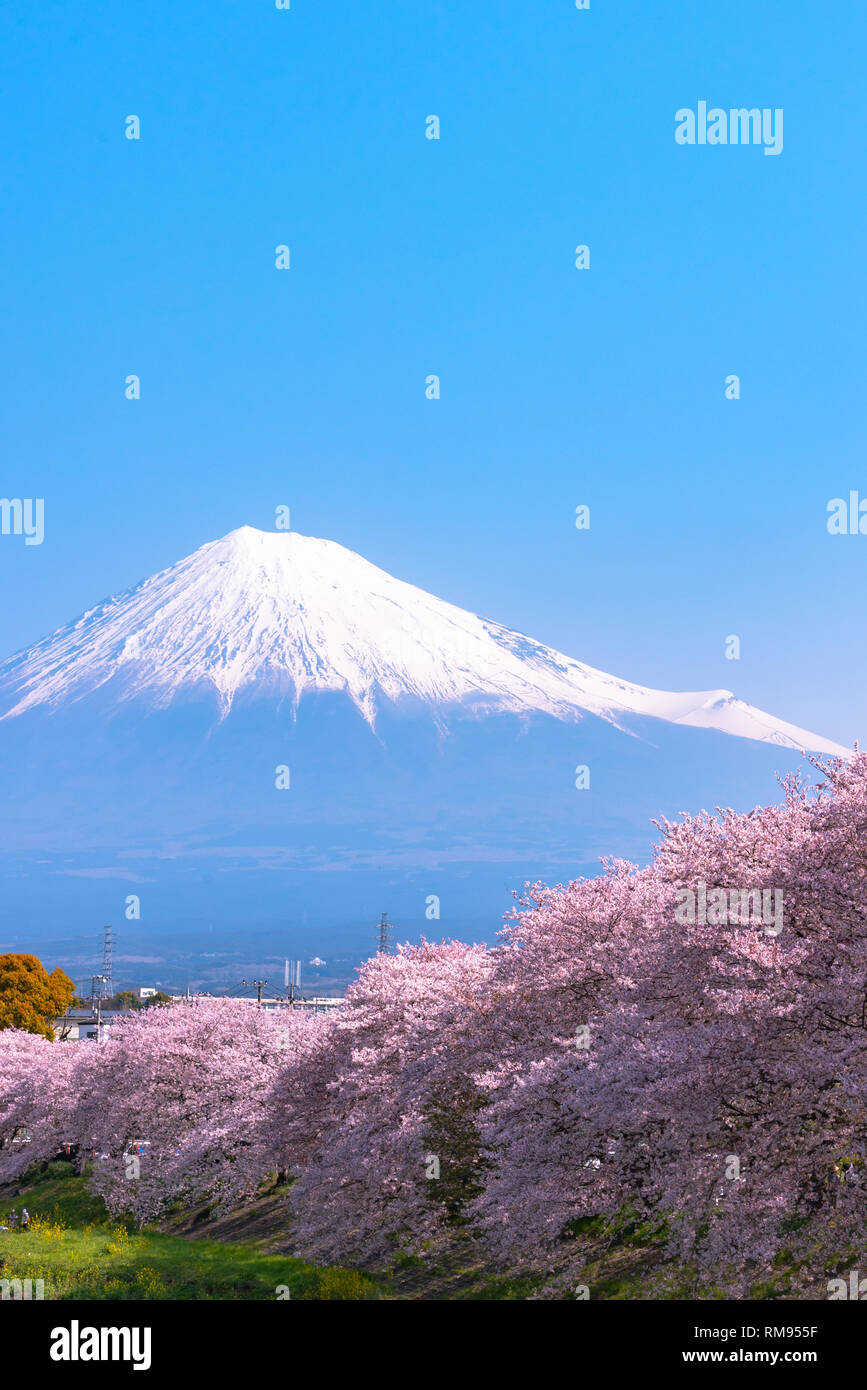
2;1163;815;1301
0;1163;380;1301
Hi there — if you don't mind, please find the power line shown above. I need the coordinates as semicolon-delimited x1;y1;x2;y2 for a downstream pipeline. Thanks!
241;977;268;1008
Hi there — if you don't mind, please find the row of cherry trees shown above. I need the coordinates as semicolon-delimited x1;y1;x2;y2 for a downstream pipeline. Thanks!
2;753;866;1295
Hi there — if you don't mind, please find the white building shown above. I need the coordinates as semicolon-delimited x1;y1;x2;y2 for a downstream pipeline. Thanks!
53;1008;123;1042
201;994;344;1016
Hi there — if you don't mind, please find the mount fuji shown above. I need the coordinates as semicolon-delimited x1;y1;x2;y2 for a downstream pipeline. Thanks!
0;527;847;975
0;526;846;751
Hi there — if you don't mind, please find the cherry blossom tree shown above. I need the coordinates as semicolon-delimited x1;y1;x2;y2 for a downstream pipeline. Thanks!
4;751;867;1297
0;1028;81;1180
79;997;326;1223
281;940;494;1266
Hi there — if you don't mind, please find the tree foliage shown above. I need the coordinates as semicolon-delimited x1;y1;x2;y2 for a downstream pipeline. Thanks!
4;754;867;1295
0;954;74;1040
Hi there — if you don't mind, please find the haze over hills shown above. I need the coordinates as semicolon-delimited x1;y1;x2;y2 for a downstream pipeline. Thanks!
0;527;848;986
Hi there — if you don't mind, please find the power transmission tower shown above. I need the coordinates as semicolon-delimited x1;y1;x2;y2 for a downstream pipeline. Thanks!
378;912;391;954
101;925;114;999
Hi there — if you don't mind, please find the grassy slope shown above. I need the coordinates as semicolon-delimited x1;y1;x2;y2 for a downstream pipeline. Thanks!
1;1163;802;1300
0;1163;379;1301
0;1163;665;1302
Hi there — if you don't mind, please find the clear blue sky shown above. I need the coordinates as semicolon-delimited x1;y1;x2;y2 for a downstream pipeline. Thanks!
1;0;864;745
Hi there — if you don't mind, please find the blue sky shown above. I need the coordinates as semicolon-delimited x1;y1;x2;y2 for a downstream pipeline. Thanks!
1;0;864;745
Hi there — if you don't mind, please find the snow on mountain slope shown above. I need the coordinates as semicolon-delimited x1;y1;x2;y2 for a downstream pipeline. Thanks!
0;526;848;755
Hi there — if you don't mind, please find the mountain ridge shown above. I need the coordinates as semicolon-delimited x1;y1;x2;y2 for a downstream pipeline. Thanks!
0;526;847;756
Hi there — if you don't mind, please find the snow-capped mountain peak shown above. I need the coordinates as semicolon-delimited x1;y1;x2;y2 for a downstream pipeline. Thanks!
0;526;848;755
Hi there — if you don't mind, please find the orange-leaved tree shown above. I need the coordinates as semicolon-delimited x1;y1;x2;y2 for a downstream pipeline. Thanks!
0;953;75;1039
